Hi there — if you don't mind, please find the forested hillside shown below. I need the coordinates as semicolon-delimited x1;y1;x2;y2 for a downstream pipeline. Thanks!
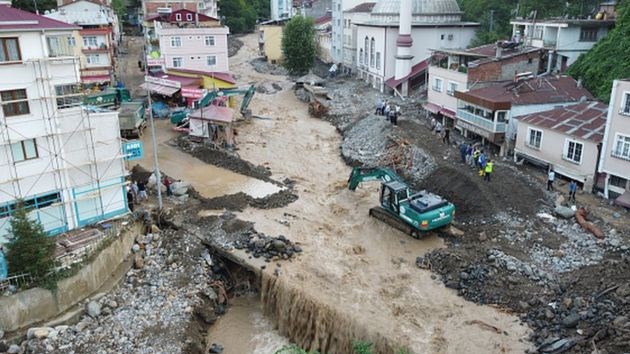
219;0;270;33
568;0;630;102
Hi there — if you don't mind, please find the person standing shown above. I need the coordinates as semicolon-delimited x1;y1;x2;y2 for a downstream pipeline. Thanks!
130;180;139;201
430;117;437;133
127;187;134;212
384;102;391;118
466;144;474;166
460;143;468;163
547;169;555;191
478;150;487;176
375;99;383;115
137;180;148;201
472;147;481;169
568;180;577;202
435;121;443;136
484;160;494;181
442;128;450;145
164;177;173;197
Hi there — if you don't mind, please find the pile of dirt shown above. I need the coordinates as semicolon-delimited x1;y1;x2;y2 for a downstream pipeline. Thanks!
192;189;298;212
176;136;276;184
228;36;244;57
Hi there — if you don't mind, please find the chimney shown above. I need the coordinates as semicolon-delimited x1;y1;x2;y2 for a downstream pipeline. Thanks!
496;41;503;58
577;78;583;88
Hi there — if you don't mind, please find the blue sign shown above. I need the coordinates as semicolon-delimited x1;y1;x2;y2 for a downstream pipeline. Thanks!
123;140;144;161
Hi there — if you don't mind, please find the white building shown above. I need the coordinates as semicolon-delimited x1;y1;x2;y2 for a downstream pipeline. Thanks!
511;3;616;73
0;6;128;244
598;79;630;205
341;2;375;73
354;0;478;95
331;0;366;64
271;0;293;21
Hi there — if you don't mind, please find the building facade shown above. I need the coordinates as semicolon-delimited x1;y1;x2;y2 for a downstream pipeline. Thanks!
599;79;630;203
354;0;478;94
331;0;365;64
341;2;375;73
514;102;607;190
44;0;120;85
511;11;615;73
426;43;543;129
142;0;218;20
270;0;293;21
0;6;127;244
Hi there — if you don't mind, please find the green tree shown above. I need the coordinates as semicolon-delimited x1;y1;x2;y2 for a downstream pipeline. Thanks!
220;0;257;33
112;0;127;25
568;0;630;102
281;16;317;75
5;202;57;285
11;0;56;13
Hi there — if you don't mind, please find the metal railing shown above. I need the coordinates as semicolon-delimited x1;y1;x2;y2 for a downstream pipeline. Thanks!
0;273;34;293
457;109;495;131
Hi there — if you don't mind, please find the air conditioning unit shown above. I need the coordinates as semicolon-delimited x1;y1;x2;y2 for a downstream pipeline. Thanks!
157;7;172;14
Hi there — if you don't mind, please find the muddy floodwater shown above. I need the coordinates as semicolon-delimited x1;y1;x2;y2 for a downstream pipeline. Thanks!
138;119;281;199
206;294;288;353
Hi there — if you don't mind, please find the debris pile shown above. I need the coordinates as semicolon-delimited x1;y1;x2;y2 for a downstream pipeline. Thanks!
340;115;395;167
234;232;303;262
249;58;288;76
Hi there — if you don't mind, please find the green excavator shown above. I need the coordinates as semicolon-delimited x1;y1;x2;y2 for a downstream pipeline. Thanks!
348;167;455;237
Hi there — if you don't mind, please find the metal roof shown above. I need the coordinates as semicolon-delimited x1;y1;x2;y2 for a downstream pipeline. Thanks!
517;101;608;143
371;0;461;15
346;2;377;13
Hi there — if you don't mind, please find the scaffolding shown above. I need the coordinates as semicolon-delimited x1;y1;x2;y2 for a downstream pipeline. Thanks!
0;53;128;239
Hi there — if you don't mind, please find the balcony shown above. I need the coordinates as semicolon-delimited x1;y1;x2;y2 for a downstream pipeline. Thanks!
457;109;506;133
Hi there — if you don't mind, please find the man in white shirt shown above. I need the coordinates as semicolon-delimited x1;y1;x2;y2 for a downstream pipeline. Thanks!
547;169;555;191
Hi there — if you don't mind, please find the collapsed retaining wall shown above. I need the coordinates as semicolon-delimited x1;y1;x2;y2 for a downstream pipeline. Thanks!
0;221;142;332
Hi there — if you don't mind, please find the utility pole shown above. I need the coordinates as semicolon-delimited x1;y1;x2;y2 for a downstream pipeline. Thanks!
143;42;163;210
489;10;494;32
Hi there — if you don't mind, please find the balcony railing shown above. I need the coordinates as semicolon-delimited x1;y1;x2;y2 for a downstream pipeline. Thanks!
457;109;507;133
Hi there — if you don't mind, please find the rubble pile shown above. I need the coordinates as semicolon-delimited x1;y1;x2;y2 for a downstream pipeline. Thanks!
227;36;244;57
256;82;284;94
340;115;394;167
18;228;226;354
234;232;303;262
249;58;288;76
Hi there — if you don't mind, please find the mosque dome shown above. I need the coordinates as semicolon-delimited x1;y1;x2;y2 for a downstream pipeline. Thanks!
371;0;461;15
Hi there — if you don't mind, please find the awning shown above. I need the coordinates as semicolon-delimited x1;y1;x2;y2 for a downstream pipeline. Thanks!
140;82;179;96
422;102;441;114
385;59;429;89
440;107;456;118
82;75;111;84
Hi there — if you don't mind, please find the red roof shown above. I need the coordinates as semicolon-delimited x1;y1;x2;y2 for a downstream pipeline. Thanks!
144;9;218;22
314;14;331;25
517;101;608;143
167;68;236;84
0;5;79;31
385;60;428;89
346;2;377;13
455;76;594;109
152;71;202;87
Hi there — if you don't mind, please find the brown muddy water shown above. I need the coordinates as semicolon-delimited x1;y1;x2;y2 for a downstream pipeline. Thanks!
206;294;288;353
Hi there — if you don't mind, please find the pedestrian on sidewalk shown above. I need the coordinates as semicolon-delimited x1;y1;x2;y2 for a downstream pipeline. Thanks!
484;160;494;181
442;128;450;145
568;180;577;202
127;187;134;212
138;180;148;201
547;169;555;191
164;177;173;197
459;143;468;163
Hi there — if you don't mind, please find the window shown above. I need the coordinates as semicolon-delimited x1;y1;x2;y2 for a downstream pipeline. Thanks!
0;37;21;63
176;13;182;21
170;36;182;47
369;38;375;67
432;77;443;92
527;128;542;149
447;82;458;96
359;49;363;65
55;84;81;109
198;2;205;8
86;54;100;64
564;139;583;164
207;55;216;66
83;36;98;48
496;111;508;123
1;89;29;117
47;35;74;57
10;139;38;162
205;36;215;46
364;37;368;65
609;175;628;189
613;134;630;160
622;92;630;115
0;192;61;218
172;57;182;68
186;13;193;21
579;27;598;42
376;52;381;70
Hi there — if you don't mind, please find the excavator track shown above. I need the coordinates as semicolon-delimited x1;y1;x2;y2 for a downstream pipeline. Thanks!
369;207;424;239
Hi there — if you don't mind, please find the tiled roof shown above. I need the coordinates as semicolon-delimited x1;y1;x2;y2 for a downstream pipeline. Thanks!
456;76;594;107
346;2;377;13
0;5;79;31
517;101;608;143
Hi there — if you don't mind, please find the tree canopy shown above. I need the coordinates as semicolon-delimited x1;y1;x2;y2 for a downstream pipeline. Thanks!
567;0;630;102
281;16;317;75
6;203;57;284
219;0;269;33
11;0;56;14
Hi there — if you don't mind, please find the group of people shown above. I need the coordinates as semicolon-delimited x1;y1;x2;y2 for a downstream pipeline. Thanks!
459;143;494;182
430;118;450;145
126;177;174;212
547;169;578;203
375;99;401;125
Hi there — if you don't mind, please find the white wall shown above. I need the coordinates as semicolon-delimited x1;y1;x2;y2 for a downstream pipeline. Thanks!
158;26;230;73
427;66;468;112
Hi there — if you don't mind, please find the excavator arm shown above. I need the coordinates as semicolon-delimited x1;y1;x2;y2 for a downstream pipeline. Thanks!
347;167;402;191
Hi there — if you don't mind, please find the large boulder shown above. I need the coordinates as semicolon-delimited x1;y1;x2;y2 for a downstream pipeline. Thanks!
554;205;575;219
171;181;191;196
86;301;102;318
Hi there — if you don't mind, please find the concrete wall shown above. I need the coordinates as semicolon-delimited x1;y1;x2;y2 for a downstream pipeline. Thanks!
468;52;541;83
0;222;142;332
515;122;600;188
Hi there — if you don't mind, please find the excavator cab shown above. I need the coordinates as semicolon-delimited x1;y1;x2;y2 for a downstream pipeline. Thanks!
380;181;410;214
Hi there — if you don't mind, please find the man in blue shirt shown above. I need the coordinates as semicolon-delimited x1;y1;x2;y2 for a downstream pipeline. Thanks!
568;180;577;202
